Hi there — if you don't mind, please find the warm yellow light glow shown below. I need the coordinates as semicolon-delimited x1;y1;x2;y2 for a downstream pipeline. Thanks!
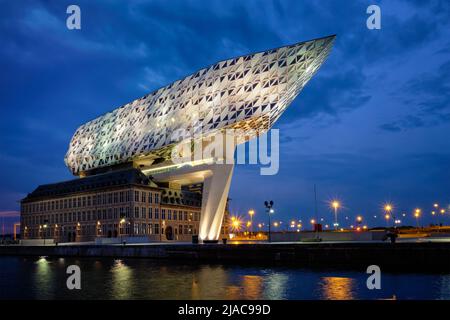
248;210;255;216
384;204;393;212
331;201;340;209
310;219;316;224
440;209;445;214
363;225;368;230
258;223;262;228
432;211;436;215
356;216;362;222
385;214;390;220
273;222;279;227
434;203;439;208
120;218;126;224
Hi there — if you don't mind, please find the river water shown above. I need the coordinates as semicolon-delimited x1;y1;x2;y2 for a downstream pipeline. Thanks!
1;256;450;299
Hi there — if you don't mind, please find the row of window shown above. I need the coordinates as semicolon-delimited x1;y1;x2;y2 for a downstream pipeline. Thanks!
25;223;196;238
22;207;200;226
134;190;160;204
22;190;161;214
133;207;200;221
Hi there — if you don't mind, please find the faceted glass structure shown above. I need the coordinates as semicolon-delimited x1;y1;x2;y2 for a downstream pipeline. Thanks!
65;35;335;175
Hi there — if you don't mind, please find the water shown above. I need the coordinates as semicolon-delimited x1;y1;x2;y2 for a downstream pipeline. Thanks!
1;256;450;300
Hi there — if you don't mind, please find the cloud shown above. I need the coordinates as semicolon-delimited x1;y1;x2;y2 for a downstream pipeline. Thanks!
380;60;450;131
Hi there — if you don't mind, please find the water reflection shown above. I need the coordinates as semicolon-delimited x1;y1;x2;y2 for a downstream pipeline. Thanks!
2;256;450;300
319;277;356;300
111;259;134;299
33;256;56;299
264;273;289;299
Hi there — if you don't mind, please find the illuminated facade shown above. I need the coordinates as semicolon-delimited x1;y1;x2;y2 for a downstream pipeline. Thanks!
65;35;335;175
22;35;334;243
20;168;228;242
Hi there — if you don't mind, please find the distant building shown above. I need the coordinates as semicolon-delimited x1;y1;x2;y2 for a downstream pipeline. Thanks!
20;168;228;242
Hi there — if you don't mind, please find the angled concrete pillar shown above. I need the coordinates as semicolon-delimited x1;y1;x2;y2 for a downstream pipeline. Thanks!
198;163;234;241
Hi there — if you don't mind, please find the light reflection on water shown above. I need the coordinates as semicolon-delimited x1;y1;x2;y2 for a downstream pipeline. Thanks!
319;277;356;300
1;256;450;300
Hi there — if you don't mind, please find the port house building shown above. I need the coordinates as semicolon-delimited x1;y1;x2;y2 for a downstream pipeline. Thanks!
20;36;333;243
20;168;228;243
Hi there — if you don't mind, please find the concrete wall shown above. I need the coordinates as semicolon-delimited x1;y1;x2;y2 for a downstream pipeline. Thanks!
270;231;387;242
20;239;55;246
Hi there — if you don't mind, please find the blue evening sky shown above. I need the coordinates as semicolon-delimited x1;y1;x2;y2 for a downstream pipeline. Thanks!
1;0;449;232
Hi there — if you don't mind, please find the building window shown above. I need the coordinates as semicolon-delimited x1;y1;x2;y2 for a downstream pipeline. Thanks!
161;209;166;220
155;194;159;204
134;207;139;218
148;223;153;235
141;191;146;203
154;223;160;234
148;193;153;204
179;225;183;235
119;192;124;203
155;208;159;219
134;191;139;202
173;210;177;220
148;207;153;219
168;210;172;220
113;193;118;204
141;207;146;219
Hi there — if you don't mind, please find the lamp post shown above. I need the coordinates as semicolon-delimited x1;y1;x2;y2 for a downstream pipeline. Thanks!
414;208;421;230
264;201;274;243
384;204;393;228
43;220;48;245
248;210;255;237
331;200;340;230
119;217;126;244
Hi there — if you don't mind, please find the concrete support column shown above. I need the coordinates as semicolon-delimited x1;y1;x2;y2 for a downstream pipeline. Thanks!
198;163;234;241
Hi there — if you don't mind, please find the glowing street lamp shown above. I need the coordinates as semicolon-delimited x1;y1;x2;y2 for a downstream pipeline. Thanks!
248;210;255;236
384;203;393;227
231;218;242;232
414;208;421;229
331;200;340;230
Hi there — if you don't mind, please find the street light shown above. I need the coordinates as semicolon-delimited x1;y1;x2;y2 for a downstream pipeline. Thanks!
384;203;393;227
414;208;421;229
331;200;340;231
248;210;255;237
43;220;48;245
264;201;274;243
